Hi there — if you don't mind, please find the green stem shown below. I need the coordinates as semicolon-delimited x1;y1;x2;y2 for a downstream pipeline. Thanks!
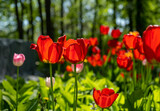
57;63;61;74
124;72;127;97
49;63;55;111
102;108;104;111
73;64;78;111
132;54;136;89
16;67;19;111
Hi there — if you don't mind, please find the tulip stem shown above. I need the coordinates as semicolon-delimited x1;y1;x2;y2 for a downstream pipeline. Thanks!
73;64;78;111
16;66;19;111
49;63;55;111
132;54;136;89
102;108;104;111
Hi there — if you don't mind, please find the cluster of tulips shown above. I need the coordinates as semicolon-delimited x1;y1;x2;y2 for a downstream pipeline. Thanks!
13;34;119;111
12;24;160;110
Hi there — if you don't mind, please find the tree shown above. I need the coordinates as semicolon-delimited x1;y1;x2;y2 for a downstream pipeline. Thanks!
14;0;23;39
37;0;44;35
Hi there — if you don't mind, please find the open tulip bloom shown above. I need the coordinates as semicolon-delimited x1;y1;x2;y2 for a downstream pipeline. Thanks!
93;88;119;109
30;35;66;111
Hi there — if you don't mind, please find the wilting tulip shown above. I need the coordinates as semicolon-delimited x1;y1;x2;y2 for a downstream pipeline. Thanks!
100;25;109;35
71;63;84;73
46;77;55;88
89;37;98;46
13;53;25;67
111;29;122;39
30;35;64;63
142;25;160;63
93;88;119;108
63;38;89;64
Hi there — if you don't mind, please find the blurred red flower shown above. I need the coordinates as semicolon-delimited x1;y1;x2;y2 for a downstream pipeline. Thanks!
89;37;98;46
63;38;89;64
92;46;101;54
93;88;119;108
111;29;122;39
133;49;145;61
142;25;160;63
100;25;109;35
123;34;138;49
66;65;72;72
117;51;133;71
30;35;63;63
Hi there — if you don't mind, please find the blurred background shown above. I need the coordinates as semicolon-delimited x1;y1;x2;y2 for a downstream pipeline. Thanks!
1;0;160;41
0;0;160;79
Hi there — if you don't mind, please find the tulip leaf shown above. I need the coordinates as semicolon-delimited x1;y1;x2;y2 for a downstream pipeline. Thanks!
39;77;48;98
18;99;38;111
60;90;73;105
2;80;16;95
146;94;152;111
0;89;2;110
153;88;160;110
129;89;144;104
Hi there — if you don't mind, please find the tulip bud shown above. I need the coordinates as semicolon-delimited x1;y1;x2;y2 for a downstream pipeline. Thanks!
13;53;25;67
71;63;84;73
45;77;55;88
142;59;147;66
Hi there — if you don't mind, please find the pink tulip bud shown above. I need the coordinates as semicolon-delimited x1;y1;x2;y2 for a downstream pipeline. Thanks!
142;59;147;66
13;53;25;67
45;77;55;88
71;63;84;73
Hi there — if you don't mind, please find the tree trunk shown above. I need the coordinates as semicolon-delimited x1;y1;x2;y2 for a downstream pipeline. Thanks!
75;0;78;38
91;0;98;37
127;0;133;31
45;0;52;37
38;0;44;35
14;0;23;39
79;0;83;37
113;0;117;29
29;0;34;41
60;0;64;36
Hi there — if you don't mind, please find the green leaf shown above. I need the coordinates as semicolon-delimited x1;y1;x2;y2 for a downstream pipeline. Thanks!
0;90;2;110
39;77;48;98
146;94;152;111
60;90;73;105
2;80;16;95
18;99;38;111
153;88;160;110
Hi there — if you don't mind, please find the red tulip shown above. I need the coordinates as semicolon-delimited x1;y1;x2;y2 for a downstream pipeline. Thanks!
142;25;160;63
30;35;63;63
107;40;119;48
93;88;119;108
117;51;133;71
111;29;122;39
129;31;140;37
133;49;145;61
66;65;72;72
136;37;144;54
63;38;89;64
100;25;109;35
92;46;101;54
123;34;138;49
89;37;98;46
